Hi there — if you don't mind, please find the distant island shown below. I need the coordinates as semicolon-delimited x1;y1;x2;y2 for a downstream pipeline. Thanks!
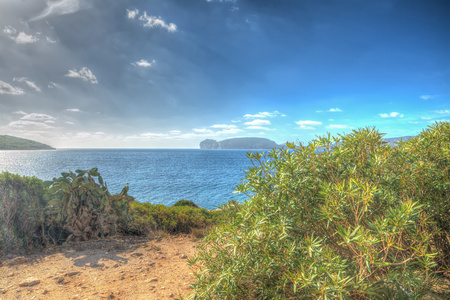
200;136;414;150
0;135;55;150
200;137;285;149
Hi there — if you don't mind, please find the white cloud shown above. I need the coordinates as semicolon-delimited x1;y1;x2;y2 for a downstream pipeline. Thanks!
243;111;285;119
46;36;57;44
193;128;212;134
65;67;98;84
246;126;271;130
133;59;156;68
327;124;348;129
295;120;322;126
3;26;16;35
244;119;271;126
169;130;182;135
0;80;25;95
328;119;334;121
13;77;41;92
66;121;75;125
14;32;39;44
66;108;81;112
48;82;60;89
30;0;81;22
433;110;450;115
420;95;437;100
138;12;177;32
20;113;55;122
9;120;54;130
379;112;404;118
329;108;343;112
127;9;139;19
12;111;27;115
211;124;237;129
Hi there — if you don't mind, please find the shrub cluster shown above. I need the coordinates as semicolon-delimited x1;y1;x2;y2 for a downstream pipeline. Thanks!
190;122;449;299
0;172;48;255
126;202;222;235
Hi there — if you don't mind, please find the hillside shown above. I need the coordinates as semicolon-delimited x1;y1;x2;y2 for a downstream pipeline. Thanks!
200;137;283;149
0;135;54;150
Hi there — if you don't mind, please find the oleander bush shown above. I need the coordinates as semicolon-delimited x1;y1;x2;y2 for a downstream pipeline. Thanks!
0;172;48;255
190;122;449;299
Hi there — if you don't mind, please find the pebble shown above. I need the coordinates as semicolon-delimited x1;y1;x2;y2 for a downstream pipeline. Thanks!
7;257;27;266
65;271;80;277
0;288;6;294
18;277;40;287
131;252;143;257
180;254;188;259
91;263;105;268
148;278;158;282
169;293;174;298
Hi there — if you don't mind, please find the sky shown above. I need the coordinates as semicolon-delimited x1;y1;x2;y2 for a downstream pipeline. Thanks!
0;0;449;148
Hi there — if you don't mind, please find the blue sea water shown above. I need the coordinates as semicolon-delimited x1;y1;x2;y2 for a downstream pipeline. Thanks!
0;149;259;209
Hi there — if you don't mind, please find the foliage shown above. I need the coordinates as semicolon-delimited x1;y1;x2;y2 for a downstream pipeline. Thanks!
0;135;54;150
128;201;222;235
395;121;450;269
43;168;133;244
173;199;200;208
190;123;450;299
0;172;48;255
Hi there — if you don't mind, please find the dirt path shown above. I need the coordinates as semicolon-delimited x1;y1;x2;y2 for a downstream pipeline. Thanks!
0;235;199;300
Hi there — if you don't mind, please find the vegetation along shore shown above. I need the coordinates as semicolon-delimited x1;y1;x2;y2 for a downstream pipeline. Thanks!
1;122;449;299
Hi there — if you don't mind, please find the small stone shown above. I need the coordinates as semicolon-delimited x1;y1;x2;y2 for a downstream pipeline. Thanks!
148;278;158;282
19;277;40;287
7;256;27;266
147;262;155;266
131;252;143;257
113;263;119;268
91;263;104;268
0;288;6;294
42;289;48;295
8;273;14;277
180;254;188;259
56;277;65;284
169;293;174;298
65;271;80;277
107;294;115;299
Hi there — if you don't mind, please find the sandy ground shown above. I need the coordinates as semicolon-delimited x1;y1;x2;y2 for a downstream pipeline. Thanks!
0;235;198;300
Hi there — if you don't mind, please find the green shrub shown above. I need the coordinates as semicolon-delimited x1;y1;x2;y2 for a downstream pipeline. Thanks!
191;124;449;299
0;172;48;255
43;168;133;243
173;199;200;208
128;202;222;235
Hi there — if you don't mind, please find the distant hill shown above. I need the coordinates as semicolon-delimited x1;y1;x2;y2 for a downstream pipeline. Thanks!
0;135;54;150
200;136;414;150
200;138;283;149
383;136;414;147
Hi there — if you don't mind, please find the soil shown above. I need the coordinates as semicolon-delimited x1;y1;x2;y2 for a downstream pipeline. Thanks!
0;235;199;300
1;235;449;300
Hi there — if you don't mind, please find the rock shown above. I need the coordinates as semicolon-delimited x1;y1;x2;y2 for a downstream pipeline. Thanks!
148;278;158;282
65;271;80;277
113;263;119;268
147;262;155;266
0;288;6;294
91;263;104;268
42;289;48;295
19;277;40;287
131;252;143;257
169;293;174;297
107;294;115;299
56;277;65;284
180;254;188;259
7;256;27;266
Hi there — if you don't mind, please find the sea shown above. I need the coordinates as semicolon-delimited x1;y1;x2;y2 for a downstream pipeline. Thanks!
0;149;263;209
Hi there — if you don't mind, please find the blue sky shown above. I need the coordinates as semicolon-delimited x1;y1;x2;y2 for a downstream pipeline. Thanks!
0;0;448;148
